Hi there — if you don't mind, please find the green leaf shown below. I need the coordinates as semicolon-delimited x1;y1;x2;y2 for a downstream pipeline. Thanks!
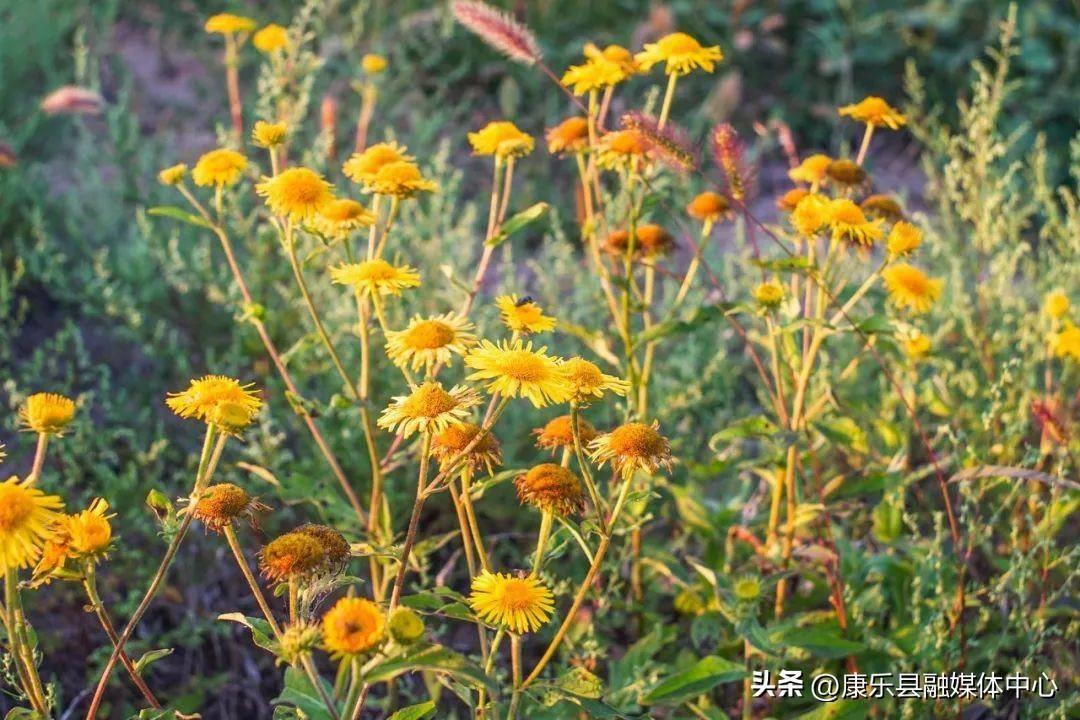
488;202;548;247
148;205;212;229
634;303;735;347
710;416;778;444
641;655;745;705
752;256;814;273
556;667;604;699
387;701;437;720
273;667;335;720
218;613;277;653
134;647;174;674
796;699;869;720
778;625;864;659
363;644;495;691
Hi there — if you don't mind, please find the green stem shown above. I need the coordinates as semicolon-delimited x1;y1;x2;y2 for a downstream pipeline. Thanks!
531;510;553;577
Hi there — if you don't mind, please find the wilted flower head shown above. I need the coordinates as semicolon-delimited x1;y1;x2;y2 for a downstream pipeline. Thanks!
260;531;326;582
824;159;867;187
686;191;730;223
468;120;534;159
533;414;599;452
636;32;723;75
452;0;542;66
192;483;265;532
430;422;502;474
20;393;76;436
861;194;904;222
839;96;906;130
515;463;586;516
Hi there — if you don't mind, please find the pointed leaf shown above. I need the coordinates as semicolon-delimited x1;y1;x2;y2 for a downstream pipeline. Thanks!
641;655;746;705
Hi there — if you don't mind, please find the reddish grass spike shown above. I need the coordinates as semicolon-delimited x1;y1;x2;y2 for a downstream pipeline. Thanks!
711;123;755;202
621;111;697;172
452;0;542;66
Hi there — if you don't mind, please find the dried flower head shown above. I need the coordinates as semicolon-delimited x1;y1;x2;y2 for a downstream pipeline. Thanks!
253;24;289;53
20;393;76;435
322;597;386;658
452;0;542;66
861;194;904;222
430;423;502;474
495;295;556;335
386;313;477;372
0;476;63;573
882;264;943;314
296;524;351;568
468;121;535;159
469;570;554;633
546;117;590;155
330;259;421;296
636;32;723;75
192;483;264;532
533;415;599;452
590;421;675;478
465;340;572;408
192;148;248;187
260;531;326;583
378;382;482;438
515;463;586;516
839;96;906;129
825;158;867;187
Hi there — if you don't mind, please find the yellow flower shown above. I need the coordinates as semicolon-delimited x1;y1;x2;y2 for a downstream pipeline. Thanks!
533;415;599;453
252;24;289;53
596;129;647;172
158;163;187;186
0;476;63;573
32;536;72;585
839;96;906;130
560;357;629;402
515;463;585;516
788;154;832;185
191;483;265;533
204;13;256;35
686;191;729;223
330;259;420;296
590;421;675;478
323;597;386;657
777;188;809;213
378;382;482;438
495;295;556;335
465;340;572;408
260;531;326;582
342;142;413;187
468;121;535;159
1043;290;1070;320
881;264;943;314
252;120;288;148
1051;323;1080;361
165;375;263;433
385;313;477;372
561;43;639;95
546;117;590;155
19;393;76;435
365;161;437;198
256;167;333;221
430;423;502;474
361;54;388;74
469;570;554;634
192;148;248;187
887;221;922;257
754;280;785;309
310;198;376;241
790;193;829;237
636;32;723;75
903;330;932;360
63;498;113;556
827;198;884;246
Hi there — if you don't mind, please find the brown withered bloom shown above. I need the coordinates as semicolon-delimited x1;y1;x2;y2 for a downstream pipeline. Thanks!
860;194;904;222
260;531;326;583
515;463;586;517
191;483;267;533
603;224;674;258
825;159;867;187
296;524;351;569
533;414;599;453
429;422;502;475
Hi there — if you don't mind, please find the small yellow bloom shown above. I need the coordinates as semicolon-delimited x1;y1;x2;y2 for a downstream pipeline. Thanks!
365;161;437;198
533;415;599;453
378;382;482;438
252;120;288;148
686;191;730;223
546;117;590;155
0;476;63;573
361;53;388;74
323;597;386;658
903;331;932;360
63;498;113;556
256;167;333;221
790;193;829;237
310;198;376;240
165;375;262;433
204;13;256;35
1051;323;1080;362
1043;290;1070;320
385;313;477;372
342;142;412;186
32;536;72;585
465;340;572;408
590;421;675;478
515;463;585;516
754;280;785;309
158;163;187;186
469;570;554;634
882;264;943;314
192;148;248;187
788;154;832;185
430;423;502;474
636;32;723;75
887;221;922;257
839;96;906;130
330;258;421;296
495;295;556;335
468;121;535;159
561;43;638;95
560;357;629;402
19;393;76;435
252;24;289;53
596;129;647;172
827;198;884;246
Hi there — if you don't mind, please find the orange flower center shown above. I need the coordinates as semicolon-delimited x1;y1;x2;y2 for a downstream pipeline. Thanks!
607;423;666;458
404;321;456;349
0;485;33;532
402;385;458;418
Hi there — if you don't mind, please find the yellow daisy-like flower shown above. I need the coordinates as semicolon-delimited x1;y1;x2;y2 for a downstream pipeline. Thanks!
252;120;288;149
881;264;943;314
839;96;906;130
0;476;63;573
322;597;386;658
515;463;586;516
192;148;248;187
365;161;438;198
430;423;502;474
465;340;572;408
636;32;723;75
377;382;482;438
468;121;535;159
256;167;333;221
828;198;884;246
887;221;922;257
903;330;932;360
260;531;326;582
204;13;256;35
310;198;376;241
385;313;477;372
495;295;556;335
62;498;113;556
158;163;187;186
469;570;554;634
596;129;647;172
686;191;730;223
19;392;76;435
546;117;590;155
342;142;413;187
32;536;72;585
1051;323;1080;362
252;24;289;54
533;415;599;453
754;280;785;309
590;421;675;478
560;357;629;402
561;43;639;95
1043;290;1070;320
165;375;263;433
790;193;830;237
788;154;832;185
330;258;421;297
777;188;809;213
362;54;388;74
